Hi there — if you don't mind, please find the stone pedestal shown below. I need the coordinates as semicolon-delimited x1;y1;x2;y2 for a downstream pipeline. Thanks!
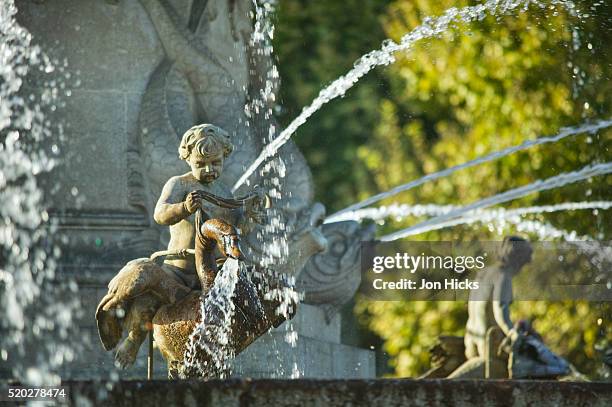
234;304;375;378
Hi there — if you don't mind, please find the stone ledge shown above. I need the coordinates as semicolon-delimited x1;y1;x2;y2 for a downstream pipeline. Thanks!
49;379;612;406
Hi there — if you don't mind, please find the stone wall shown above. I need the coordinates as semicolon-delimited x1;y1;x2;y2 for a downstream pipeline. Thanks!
57;379;612;406
17;0;175;380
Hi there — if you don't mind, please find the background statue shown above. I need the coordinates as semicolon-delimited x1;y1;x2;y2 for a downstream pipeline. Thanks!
447;237;570;379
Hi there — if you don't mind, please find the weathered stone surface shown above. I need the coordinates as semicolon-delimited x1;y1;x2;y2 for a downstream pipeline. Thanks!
281;303;342;344
45;379;612;406
232;304;374;379
17;0;164;92
234;332;375;379
45;89;130;211
299;222;376;321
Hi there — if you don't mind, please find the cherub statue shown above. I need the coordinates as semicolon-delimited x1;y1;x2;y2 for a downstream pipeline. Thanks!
95;124;270;370
152;124;266;292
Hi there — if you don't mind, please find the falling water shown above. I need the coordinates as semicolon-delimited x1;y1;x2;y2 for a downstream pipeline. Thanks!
184;0;301;378
380;162;612;241
248;0;304;369
326;119;612;223
232;0;581;191
0;0;80;385
183;258;240;378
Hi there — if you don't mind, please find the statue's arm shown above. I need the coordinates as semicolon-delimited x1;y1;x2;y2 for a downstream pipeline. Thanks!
492;301;513;336
154;177;193;225
492;274;514;335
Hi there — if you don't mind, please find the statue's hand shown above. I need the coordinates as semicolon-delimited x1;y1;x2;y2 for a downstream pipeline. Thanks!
184;191;202;214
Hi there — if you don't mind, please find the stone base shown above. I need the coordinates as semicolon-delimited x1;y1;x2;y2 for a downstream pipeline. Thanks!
233;336;375;379
17;379;611;407
234;304;376;379
233;303;375;378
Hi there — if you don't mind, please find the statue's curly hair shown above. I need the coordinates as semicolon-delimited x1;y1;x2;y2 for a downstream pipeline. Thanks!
178;124;233;161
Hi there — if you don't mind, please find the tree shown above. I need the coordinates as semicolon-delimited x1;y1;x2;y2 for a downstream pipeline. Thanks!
275;0;611;377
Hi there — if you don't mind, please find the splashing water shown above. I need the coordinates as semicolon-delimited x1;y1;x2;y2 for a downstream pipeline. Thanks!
331;201;612;224
327;119;612;223
232;0;580;191
264;284;301;320
380;162;612;241
0;0;80;385
246;0;278;120
402;204;611;280
183;258;240;378
340;200;610;281
243;0;291;269
185;1;299;377
247;0;302;354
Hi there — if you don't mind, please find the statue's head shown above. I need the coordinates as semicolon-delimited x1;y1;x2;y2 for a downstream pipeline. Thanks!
497;236;533;272
178;124;233;183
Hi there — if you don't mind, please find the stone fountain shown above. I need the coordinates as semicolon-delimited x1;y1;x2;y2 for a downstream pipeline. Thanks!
12;0;374;379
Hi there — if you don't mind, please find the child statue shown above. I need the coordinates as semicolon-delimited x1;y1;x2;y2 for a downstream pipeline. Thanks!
448;236;569;379
96;124;268;369
153;123;266;291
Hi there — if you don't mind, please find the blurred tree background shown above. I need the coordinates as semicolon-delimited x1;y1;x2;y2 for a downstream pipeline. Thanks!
273;0;611;378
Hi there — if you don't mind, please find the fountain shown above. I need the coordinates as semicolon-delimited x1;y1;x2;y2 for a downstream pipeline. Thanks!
1;0;611;405
4;0;375;382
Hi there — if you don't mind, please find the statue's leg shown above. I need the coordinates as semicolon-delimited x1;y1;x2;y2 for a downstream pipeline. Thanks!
464;333;480;359
115;295;158;369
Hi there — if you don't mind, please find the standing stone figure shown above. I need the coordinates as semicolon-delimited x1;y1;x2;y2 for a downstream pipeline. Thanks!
448;236;569;379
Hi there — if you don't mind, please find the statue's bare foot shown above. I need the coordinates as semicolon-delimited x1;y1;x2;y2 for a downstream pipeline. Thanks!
115;338;139;369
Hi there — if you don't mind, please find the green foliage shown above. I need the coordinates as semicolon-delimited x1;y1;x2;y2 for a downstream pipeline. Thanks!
274;0;611;378
274;0;391;211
